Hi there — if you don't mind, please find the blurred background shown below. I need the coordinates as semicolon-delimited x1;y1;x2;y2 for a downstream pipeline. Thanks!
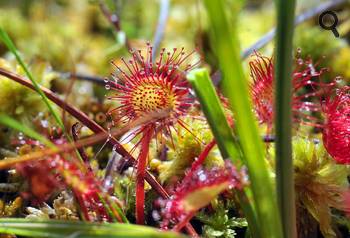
0;0;349;124
0;0;348;76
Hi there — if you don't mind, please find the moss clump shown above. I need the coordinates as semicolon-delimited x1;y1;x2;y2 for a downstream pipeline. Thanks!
0;58;56;125
197;199;247;238
268;138;349;237
26;192;78;220
333;47;350;80
293;139;349;237
158;118;223;183
0;197;23;217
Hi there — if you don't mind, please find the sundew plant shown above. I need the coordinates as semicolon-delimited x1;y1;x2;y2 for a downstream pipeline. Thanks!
0;0;349;238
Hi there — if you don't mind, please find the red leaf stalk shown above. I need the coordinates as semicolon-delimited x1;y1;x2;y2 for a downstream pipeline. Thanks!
187;139;216;179
136;128;153;224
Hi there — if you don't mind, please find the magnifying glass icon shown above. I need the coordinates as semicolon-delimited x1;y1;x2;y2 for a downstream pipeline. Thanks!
319;11;339;38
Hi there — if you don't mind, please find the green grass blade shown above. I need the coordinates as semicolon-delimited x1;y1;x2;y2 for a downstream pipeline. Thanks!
0;28;65;131
202;1;283;237
187;69;241;161
274;0;297;237
0;113;54;148
0;218;186;238
97;192;129;224
187;68;260;237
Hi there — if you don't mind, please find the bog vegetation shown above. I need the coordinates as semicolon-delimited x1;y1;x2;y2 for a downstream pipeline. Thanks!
0;1;349;238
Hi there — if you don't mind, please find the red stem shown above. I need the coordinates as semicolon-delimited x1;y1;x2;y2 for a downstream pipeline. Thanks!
172;211;196;233
135;129;153;224
0;68;198;236
169;140;216;235
187;139;216;178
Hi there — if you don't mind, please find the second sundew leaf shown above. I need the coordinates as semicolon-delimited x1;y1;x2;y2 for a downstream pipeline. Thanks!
0;28;65;131
202;1;283;238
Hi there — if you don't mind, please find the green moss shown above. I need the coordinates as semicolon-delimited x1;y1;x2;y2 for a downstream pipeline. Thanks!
293;138;349;237
268;137;350;237
270;138;349;237
0;3;116;75
197;200;247;238
0;58;56;124
158;118;223;183
333;47;350;80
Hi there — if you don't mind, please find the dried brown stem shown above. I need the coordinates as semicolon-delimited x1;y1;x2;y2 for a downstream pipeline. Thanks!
99;2;133;51
71;122;91;163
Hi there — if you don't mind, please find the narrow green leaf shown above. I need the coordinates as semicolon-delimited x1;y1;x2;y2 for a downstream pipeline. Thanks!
97;192;129;224
187;69;240;162
274;0;297;237
0;219;186;238
187;68;259;238
0;28;65;131
202;1;283;238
